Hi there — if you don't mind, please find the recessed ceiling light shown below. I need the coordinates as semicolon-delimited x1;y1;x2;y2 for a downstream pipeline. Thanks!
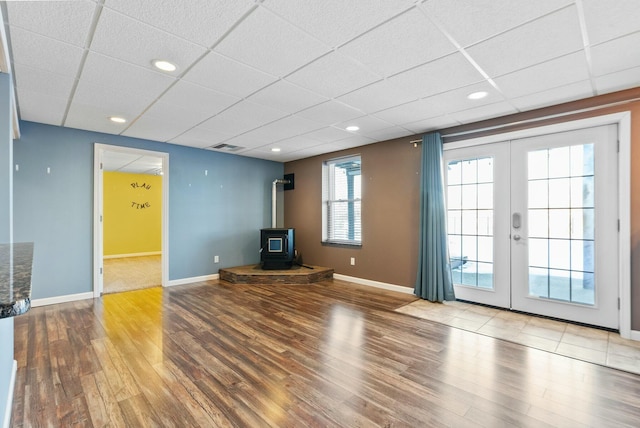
271;147;281;152
109;116;126;123
152;59;177;72
467;91;488;100
346;125;360;132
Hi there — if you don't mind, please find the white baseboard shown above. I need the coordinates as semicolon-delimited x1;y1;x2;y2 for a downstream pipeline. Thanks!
630;330;640;342
167;273;219;287
31;292;94;308
2;360;16;428
333;274;414;295
104;251;161;259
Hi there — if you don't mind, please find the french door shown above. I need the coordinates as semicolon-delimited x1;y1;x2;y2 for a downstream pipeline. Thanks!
443;125;619;329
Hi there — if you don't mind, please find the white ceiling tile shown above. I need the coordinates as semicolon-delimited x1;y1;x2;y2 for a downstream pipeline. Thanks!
594;66;640;94
448;101;518;124
591;32;640;77
296;101;364;126
371;99;442;125
301;127;354;143
72;79;154;118
90;9;207;73
182;52;277;98
159;80;240;116
494;52;590;99
510;81;594;111
466;6;584;77
337;79;418;114
420;0;572;47
401;115;460;133
338;8;456;77
212;134;272;150
360;126;413;141
143;101;217;129
80;52;176;98
16;89;67;126
104;0;256;47
6;0;97;47
240;115;324;143
248;80;328;114
263;0;417;48
333;115;395;135
13;63;75;100
65;102;132;135
214;7;329;77
582;0;640;45
169;127;234;149
199;100;287;135
387;53;485;99
122;115;190;142
8;27;85;77
272;135;328;151
285;51;380;98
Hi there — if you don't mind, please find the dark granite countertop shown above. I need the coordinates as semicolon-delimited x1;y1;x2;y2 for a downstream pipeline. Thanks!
0;242;33;318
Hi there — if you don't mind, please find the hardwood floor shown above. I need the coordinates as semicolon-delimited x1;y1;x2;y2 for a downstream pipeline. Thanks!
11;279;640;427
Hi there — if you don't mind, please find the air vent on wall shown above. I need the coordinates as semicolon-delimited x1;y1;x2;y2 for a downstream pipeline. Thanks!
210;143;243;152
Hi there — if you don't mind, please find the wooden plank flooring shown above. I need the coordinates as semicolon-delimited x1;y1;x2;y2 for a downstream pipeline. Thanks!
11;279;640;427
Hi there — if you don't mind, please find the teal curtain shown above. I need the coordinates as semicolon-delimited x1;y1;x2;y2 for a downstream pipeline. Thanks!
415;132;455;302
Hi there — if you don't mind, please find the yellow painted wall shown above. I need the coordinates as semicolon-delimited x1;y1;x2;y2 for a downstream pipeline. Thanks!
104;171;162;256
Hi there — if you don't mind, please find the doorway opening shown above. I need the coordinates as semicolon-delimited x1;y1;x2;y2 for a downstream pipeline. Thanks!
93;144;169;296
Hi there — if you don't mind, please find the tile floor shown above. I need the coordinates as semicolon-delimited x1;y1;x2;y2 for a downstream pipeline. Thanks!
396;299;640;375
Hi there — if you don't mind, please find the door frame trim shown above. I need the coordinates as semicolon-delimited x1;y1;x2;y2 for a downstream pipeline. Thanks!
92;144;170;297
444;112;631;338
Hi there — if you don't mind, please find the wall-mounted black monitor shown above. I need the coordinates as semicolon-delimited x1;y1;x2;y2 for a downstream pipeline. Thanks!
260;228;294;270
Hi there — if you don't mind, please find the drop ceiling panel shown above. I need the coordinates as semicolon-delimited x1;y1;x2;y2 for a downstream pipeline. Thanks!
79;52;176;99
466;6;584;77
122;115;190;142
510;81;594;111
6;0;96;47
13;63;75;100
89;8;207;72
387;53;485;100
401;115;460;134
199;100;287;135
360;126;413;142
338;8;456;77
65;103;131;135
333;115;395;135
595;66;640;94
169;126;234;149
581;0;640;45
420;0;572;47
263;0;416;48
284;52;380;99
494;52;590;99
449;101;518;124
8;27;85;77
337;79;418;115
72;79;154;117
182;52;277;98
301;127;354;143
297;101;364;126
104;0;256;47
159;80;240;116
142;100;218;129
15;90;68;126
591;32;640;77
248;80;328;115
214;7;329;77
240;115;324;144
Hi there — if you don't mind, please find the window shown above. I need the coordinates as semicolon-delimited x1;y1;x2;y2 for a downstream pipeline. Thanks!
322;155;361;245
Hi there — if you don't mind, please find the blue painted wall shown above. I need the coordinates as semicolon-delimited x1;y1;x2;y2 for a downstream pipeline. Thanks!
13;121;283;299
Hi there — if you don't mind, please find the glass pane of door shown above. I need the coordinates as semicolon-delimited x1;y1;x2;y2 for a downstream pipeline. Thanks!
526;144;595;305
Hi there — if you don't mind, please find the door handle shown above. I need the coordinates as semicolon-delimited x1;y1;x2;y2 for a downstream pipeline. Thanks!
513;234;521;241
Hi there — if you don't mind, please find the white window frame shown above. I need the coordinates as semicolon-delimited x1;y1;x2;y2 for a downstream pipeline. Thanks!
322;155;362;246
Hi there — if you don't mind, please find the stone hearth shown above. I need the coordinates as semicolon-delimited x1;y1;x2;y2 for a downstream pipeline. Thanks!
219;264;333;284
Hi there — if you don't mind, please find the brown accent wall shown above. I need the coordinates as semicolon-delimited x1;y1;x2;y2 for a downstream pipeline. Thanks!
284;87;640;330
284;138;421;288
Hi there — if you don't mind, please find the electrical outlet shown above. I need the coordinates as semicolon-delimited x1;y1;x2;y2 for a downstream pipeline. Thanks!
350;257;355;266
214;255;219;263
